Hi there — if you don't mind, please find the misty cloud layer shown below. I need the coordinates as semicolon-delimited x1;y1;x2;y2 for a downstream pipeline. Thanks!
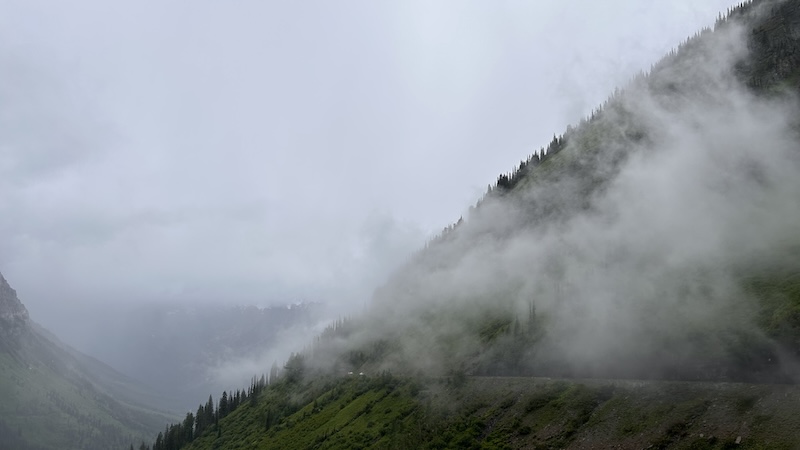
0;1;739;331
0;0;747;397
319;14;800;380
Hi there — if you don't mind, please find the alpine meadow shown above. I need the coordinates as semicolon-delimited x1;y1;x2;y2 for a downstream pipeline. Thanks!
5;0;800;449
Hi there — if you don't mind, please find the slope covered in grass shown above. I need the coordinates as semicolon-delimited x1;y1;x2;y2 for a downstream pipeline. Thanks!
181;375;800;450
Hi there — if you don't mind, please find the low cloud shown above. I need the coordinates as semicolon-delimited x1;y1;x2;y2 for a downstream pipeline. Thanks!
320;13;800;381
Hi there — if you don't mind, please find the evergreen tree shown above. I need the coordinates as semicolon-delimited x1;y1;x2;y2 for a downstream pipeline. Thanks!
204;395;215;428
183;412;194;443
528;301;537;334
269;361;279;384
219;391;229;418
195;404;205;436
284;353;306;384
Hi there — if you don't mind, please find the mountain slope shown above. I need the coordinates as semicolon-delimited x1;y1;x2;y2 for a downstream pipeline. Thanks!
183;375;800;450
148;1;800;449
347;0;800;382
0;273;176;450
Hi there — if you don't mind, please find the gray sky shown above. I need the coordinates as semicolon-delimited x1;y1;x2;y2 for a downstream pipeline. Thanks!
0;0;739;330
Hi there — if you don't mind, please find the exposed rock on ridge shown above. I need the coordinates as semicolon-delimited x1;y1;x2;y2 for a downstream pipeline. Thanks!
0;272;29;340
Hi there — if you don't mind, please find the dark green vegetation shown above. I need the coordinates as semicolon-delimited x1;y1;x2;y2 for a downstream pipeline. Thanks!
0;274;175;450
151;374;800;449
142;0;800;448
748;272;800;353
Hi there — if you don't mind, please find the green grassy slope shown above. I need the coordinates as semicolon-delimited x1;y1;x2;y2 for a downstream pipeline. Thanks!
747;273;800;350
182;375;800;450
184;375;420;450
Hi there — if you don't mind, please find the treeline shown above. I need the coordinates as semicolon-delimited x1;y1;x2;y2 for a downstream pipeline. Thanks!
426;0;793;248
133;316;355;450
425;132;569;248
134;375;270;450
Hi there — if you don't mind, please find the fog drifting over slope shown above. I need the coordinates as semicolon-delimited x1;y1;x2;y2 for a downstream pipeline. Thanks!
0;1;749;398
320;13;800;379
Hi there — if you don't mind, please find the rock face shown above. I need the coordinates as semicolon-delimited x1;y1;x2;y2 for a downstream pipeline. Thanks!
0;272;29;342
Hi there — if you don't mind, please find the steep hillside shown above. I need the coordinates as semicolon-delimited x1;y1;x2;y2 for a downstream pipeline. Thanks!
145;1;800;449
337;0;800;383
180;375;800;450
0;273;175;450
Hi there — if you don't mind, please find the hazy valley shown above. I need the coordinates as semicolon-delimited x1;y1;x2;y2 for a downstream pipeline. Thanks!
58;301;330;412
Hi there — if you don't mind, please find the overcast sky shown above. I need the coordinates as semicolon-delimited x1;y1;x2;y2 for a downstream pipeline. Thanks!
0;0;739;331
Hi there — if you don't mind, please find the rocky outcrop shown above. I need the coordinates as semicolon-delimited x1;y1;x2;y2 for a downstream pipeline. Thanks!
0;272;29;342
